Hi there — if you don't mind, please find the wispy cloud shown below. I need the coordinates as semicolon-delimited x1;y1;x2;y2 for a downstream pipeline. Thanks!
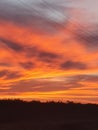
0;0;98;103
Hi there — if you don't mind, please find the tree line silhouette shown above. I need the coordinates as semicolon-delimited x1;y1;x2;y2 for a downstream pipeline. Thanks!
0;99;98;130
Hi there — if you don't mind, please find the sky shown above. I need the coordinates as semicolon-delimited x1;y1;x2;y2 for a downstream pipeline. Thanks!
0;0;98;104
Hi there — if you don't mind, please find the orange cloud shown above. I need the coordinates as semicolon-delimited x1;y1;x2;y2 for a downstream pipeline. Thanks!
0;0;98;104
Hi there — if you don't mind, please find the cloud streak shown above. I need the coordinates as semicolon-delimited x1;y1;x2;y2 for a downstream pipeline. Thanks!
0;0;72;34
0;0;98;103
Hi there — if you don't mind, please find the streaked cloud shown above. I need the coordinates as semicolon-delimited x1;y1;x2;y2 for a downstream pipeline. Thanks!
0;0;98;104
0;0;72;34
0;70;22;79
60;60;87;70
74;25;98;51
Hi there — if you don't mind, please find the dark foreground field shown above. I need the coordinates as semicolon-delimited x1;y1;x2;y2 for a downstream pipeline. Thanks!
0;100;98;130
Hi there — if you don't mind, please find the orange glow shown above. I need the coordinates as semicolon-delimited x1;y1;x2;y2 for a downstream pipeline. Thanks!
0;1;98;104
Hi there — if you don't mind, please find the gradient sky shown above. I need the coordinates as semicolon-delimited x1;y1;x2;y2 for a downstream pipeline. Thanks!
0;0;98;103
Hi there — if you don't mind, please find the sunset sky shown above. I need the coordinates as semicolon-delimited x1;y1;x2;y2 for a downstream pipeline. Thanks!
0;0;98;103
